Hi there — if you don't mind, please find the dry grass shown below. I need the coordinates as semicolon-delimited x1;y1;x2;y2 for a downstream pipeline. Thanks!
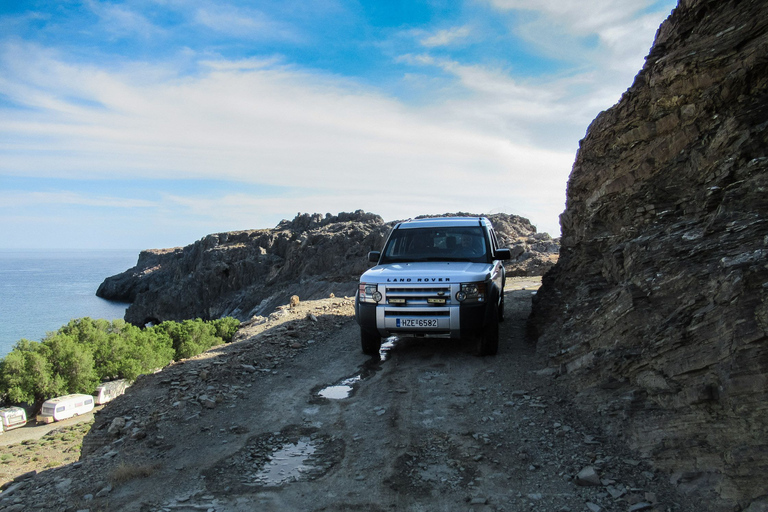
109;461;160;484
0;421;91;487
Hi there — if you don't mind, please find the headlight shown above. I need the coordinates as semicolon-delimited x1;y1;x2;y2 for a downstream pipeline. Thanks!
359;283;382;303
456;282;486;302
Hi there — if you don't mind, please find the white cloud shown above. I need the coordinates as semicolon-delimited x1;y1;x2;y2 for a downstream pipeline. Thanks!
486;0;657;34
193;4;298;41
420;26;473;47
396;54;599;149
86;0;165;40
0;0;684;249
485;0;672;73
0;42;571;236
0;191;156;209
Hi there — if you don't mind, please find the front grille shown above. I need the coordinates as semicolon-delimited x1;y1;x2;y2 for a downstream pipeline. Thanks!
383;310;450;317
385;285;452;306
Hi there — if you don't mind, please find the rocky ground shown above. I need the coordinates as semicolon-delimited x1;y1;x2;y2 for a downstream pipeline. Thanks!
0;278;704;512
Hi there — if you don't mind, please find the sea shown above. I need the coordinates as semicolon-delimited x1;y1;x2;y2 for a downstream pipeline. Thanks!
0;250;139;358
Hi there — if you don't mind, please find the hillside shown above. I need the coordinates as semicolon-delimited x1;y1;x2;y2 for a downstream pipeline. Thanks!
529;0;768;510
0;282;704;512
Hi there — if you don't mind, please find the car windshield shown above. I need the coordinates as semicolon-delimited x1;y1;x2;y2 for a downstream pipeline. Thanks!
380;226;489;264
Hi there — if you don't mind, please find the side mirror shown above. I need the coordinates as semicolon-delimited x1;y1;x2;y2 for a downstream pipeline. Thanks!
495;248;511;261
368;251;381;263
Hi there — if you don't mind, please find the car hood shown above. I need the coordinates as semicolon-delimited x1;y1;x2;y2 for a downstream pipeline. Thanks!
360;261;492;284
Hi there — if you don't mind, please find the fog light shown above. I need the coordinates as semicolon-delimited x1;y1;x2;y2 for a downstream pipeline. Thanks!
372;291;383;302
456;291;467;302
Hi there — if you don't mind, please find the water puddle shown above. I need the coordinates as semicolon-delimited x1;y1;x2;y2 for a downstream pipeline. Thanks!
252;438;316;486
314;337;399;401
318;376;361;399
203;427;344;492
379;336;396;361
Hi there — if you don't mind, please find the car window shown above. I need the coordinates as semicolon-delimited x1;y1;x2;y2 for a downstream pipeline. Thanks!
381;226;488;263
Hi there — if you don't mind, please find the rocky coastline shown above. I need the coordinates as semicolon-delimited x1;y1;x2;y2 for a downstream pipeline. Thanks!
97;210;559;327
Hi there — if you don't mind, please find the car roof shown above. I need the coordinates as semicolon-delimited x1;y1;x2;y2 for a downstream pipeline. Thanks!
396;217;490;229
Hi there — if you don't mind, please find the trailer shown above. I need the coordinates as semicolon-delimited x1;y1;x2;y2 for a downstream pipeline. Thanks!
36;394;95;424
93;379;130;405
0;407;27;431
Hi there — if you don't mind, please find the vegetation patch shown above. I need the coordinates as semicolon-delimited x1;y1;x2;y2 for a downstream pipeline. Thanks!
0;421;93;487
0;317;240;406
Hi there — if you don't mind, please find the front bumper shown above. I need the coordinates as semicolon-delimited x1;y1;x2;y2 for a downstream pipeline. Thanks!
356;300;487;339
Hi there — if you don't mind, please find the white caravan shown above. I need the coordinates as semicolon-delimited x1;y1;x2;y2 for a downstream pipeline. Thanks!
94;379;130;405
0;407;27;431
36;394;95;424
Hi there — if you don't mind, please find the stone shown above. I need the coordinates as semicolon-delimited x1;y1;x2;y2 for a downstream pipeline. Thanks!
107;417;126;436
199;396;216;409
54;478;72;492
576;466;602;486
96;484;112;498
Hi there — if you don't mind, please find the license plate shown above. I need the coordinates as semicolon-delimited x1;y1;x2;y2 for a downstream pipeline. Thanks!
396;318;438;328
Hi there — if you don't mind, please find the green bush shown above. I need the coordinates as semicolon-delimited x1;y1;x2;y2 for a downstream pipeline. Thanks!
0;316;240;406
212;317;240;342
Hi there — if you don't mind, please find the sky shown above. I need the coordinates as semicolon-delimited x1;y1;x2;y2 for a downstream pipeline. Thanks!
0;0;677;250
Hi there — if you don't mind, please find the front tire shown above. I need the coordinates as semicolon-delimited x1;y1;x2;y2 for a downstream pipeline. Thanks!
477;306;499;356
361;328;381;356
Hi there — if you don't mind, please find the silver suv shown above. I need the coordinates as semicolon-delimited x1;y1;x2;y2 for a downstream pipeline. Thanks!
354;217;511;356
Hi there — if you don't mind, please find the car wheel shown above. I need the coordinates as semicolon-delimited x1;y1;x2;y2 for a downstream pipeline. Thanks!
361;328;381;356
498;293;505;323
478;306;499;356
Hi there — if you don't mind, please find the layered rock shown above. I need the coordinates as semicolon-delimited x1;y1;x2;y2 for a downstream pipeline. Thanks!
98;211;556;326
529;0;768;510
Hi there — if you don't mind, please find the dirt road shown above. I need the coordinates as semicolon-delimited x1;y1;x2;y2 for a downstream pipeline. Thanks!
1;278;700;511
0;409;99;447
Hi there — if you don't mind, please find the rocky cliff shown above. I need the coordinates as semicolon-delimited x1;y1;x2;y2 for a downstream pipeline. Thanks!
98;210;557;326
528;0;768;510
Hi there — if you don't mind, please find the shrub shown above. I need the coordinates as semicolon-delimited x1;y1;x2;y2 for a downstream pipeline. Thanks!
0;316;240;406
212;317;241;342
110;462;159;484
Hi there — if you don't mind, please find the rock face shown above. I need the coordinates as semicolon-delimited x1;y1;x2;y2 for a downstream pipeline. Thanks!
98;211;556;326
529;1;768;510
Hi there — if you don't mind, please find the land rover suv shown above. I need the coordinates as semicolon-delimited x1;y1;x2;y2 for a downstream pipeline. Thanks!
354;216;511;356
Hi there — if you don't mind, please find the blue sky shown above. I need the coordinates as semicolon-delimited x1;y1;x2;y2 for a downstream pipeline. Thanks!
0;0;677;250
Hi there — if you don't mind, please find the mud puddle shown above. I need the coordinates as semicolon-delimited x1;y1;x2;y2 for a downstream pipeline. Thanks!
252;437;317;486
203;426;344;493
314;337;398;401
